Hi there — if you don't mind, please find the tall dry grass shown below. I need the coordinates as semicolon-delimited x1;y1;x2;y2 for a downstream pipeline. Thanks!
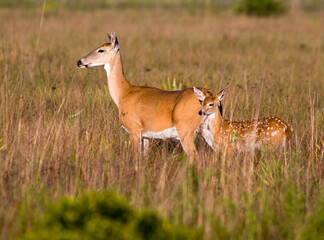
0;7;323;239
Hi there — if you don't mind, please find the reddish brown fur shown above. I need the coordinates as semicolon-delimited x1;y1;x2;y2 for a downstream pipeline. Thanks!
77;33;215;159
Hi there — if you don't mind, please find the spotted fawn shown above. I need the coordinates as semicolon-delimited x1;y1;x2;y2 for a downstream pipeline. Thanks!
194;86;293;153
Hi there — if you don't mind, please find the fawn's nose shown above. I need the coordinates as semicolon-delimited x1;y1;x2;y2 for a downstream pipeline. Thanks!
198;110;202;115
77;59;82;67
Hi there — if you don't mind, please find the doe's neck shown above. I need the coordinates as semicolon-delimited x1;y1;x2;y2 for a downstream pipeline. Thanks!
104;51;131;108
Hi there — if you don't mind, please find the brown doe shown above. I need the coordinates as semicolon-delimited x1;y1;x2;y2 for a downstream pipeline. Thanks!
194;86;293;153
77;32;221;159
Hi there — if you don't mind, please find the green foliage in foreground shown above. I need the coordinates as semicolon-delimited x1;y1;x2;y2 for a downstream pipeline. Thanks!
301;194;324;240
235;0;287;16
17;192;202;240
209;187;324;240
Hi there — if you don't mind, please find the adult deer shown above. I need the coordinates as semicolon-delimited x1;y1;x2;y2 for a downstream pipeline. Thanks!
194;86;293;153
77;32;220;158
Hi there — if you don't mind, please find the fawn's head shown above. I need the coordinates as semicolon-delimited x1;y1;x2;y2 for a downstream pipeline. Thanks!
77;32;120;68
194;85;229;116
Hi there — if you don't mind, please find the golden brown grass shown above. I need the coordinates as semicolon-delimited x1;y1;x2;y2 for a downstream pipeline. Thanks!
0;7;323;240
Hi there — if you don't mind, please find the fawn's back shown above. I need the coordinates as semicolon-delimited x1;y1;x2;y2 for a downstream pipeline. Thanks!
221;116;293;150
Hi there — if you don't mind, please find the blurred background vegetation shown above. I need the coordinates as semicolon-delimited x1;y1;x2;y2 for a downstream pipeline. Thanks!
1;0;324;13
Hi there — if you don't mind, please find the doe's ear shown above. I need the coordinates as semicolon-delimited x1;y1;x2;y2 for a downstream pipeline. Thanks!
217;85;229;101
193;87;205;101
111;32;119;52
107;33;112;42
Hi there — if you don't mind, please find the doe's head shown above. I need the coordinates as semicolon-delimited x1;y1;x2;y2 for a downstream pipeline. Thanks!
194;85;229;116
77;32;120;68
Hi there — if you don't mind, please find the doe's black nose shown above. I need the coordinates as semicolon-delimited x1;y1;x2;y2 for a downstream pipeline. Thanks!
77;59;82;67
198;110;202;115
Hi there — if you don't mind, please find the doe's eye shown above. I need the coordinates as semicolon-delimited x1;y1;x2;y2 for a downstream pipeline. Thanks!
209;103;214;107
98;49;105;53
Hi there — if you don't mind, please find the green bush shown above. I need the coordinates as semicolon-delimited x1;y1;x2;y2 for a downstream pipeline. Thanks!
17;192;202;240
235;0;287;16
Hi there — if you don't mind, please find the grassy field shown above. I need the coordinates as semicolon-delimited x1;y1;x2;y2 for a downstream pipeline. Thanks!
0;5;323;240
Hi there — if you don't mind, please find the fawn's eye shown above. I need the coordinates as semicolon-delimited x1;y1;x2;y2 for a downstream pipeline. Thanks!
98;49;105;53
209;103;214;107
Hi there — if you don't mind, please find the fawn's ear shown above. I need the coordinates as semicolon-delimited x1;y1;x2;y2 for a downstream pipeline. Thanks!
193;87;205;101
111;32;119;52
107;33;112;42
217;85;229;101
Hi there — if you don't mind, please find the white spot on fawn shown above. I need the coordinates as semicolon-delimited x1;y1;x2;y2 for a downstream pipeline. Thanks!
271;130;279;136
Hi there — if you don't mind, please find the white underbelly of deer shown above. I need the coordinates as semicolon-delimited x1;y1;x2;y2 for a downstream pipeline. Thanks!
142;127;180;141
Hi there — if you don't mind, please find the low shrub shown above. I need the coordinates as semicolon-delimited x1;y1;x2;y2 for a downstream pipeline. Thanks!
17;191;202;240
235;0;287;16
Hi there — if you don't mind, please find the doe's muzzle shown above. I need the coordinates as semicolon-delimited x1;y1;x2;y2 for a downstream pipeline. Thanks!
77;59;82;67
